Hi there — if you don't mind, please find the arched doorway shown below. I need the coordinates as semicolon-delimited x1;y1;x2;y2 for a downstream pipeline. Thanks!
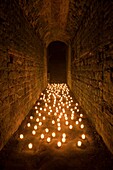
47;41;68;83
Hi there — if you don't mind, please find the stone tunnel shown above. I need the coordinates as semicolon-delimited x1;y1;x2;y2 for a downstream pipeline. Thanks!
0;0;113;169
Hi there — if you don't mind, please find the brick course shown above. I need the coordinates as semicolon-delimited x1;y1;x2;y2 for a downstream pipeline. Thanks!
0;0;46;150
71;0;113;153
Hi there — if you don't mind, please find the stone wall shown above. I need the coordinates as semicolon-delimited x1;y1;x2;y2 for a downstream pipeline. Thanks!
0;0;46;150
71;0;113;153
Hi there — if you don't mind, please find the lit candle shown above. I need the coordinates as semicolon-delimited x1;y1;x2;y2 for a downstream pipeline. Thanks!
41;134;44;139
20;134;24;139
57;118;60;122
81;134;86;139
77;109;79;112
80;124;84;129
65;121;69;125
47;137;51;143
45;128;49;133
54;112;57;116
34;125;38;130
39;122;42;126
52;120;55;125
30;116;33;120
62;133;66;138
77;141;82;147
27;123;31;127
58;127;61;131
80;114;83;117
39;113;41;116
57;123;60;127
36;110;39;114
52;132;56;137
71;116;74;120
57;141;62;147
79;118;82;122
44;108;46;111
48;112;51;115
75;121;79;125
76;103;78;106
40;107;42;111
37;102;40;105
28;143;33;149
65;117;68;120
43;116;46;120
69;125;73;129
62;138;66;143
32;130;36;135
35;106;38;109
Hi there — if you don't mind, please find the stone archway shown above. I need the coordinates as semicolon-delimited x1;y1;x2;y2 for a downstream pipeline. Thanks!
47;41;68;83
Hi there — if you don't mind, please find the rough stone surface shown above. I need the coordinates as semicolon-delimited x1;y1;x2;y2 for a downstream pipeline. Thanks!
0;0;47;150
71;0;113;153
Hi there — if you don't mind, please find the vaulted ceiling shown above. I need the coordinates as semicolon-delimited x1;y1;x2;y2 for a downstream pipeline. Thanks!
19;0;87;47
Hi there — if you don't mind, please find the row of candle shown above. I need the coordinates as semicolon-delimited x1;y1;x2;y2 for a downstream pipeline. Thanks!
19;83;86;150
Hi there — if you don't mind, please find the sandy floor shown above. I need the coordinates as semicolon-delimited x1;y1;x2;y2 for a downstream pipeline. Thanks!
0;84;113;170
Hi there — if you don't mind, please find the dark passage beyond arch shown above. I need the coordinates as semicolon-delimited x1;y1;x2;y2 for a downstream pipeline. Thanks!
47;41;67;83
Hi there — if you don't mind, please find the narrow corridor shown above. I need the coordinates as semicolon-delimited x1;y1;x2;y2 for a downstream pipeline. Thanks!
0;84;113;170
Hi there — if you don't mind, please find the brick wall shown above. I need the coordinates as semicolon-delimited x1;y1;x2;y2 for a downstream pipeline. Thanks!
71;0;113;153
0;0;46;150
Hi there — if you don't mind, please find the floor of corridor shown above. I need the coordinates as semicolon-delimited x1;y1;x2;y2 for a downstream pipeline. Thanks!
0;83;113;170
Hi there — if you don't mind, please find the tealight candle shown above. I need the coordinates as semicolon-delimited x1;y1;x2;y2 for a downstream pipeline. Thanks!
40;107;42;111
62;133;66;138
47;137;51;143
27;123;31;127
36;110;39;113
77;141;82;147
35;106;38;109
65;121;69;125
41;134;44;139
28;143;33;149
79;118;82;122
76;121;79;125
62;138;66;143
69;125;73;129
77;109;79;112
52;120;55;124
30;116;33;120
80;124;84;129
65;117;68;120
39;122;42;126
58;127;61;131
80;114;83;117
52;132;56;137
37;102;40;105
20;134;24;139
39;113;41;116
43;116;46;120
54;113;57;116
45;128;49;133
57;123;60;127
36;118;39;122
71;116;74;120
81;134;86;139
57;118;60;122
44;108;46;111
32;130;36;135
48;112;51;115
74;106;77;109
76;103;78;106
34;125;38;130
57;141;62;147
